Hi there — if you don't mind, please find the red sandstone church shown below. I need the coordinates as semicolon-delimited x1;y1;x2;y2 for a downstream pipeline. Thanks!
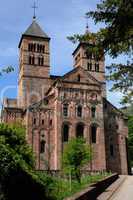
1;17;129;174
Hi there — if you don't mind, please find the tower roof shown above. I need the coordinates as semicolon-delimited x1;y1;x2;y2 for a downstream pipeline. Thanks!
24;20;49;38
19;20;50;48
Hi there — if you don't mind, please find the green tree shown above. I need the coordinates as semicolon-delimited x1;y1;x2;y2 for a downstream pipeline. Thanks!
68;0;133;104
0;123;34;177
0;123;54;200
0;66;14;76
0;123;34;198
62;138;92;184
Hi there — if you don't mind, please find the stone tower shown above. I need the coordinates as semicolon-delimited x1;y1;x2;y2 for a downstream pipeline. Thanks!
72;41;106;96
18;19;51;107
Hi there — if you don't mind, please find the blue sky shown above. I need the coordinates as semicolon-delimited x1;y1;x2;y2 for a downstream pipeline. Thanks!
0;0;123;108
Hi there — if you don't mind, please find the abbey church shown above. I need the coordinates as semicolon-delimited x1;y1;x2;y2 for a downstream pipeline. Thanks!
1;18;129;174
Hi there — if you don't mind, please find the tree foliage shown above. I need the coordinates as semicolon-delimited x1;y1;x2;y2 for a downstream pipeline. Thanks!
68;0;133;104
0;123;34;178
62;138;92;183
0;92;56;199
0;66;14;76
0;123;54;200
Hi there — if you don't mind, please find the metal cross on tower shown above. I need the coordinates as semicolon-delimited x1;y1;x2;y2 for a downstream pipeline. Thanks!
85;14;89;34
32;1;38;19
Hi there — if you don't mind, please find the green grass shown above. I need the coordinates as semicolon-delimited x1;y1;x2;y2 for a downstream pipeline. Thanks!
36;171;112;200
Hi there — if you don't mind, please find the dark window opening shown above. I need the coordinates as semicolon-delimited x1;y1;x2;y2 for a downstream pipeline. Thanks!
32;56;35;65
28;43;33;51
91;125;97;143
95;63;99;72
63;104;68;117
109;124;112;129
41;57;44;65
40;45;42;53
88;63;92;71
40;140;45;153
37;44;40;52
50;119;52;126
42;45;45;53
29;56;35;65
62;124;69;142
104;102;107;109
76;124;84;138
110;144;114;157
42;120;44;125
33;118;36;125
116;124;119;130
33;44;36;52
29;56;32;65
77;74;81;82
91;107;96;118
38;57;44;66
28;44;32;51
77;106;82;117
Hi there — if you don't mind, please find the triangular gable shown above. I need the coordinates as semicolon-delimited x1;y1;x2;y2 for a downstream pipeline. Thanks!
62;66;101;85
46;67;101;96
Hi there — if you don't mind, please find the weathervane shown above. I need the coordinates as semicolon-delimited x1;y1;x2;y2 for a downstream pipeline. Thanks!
32;1;38;20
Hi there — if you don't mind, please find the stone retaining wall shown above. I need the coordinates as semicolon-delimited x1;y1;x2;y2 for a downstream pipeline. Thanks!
64;173;119;200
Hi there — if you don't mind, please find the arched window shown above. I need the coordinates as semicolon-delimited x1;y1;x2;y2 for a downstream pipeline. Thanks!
40;140;45;153
42;119;44;125
29;56;32;65
88;63;92;71
62;124;69;142
41;57;44;65
29;56;35;65
38;56;44;66
42;45;45;53
28;43;32;51
95;63;99;72
40;45;42;53
49;119;52;126
33;44;36;52
110;144;114;157
37;44;40;52
40;130;45;154
77;105;82;117
31;44;34;52
76;123;84;138
33;118;36;125
77;74;81;82
63;104;68;117
91;107;96;118
91;125;97;143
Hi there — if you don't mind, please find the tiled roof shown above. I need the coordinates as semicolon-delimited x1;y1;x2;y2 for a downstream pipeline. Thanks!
23;20;49;39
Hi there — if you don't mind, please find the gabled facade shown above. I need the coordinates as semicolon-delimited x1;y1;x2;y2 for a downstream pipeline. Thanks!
1;18;129;174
